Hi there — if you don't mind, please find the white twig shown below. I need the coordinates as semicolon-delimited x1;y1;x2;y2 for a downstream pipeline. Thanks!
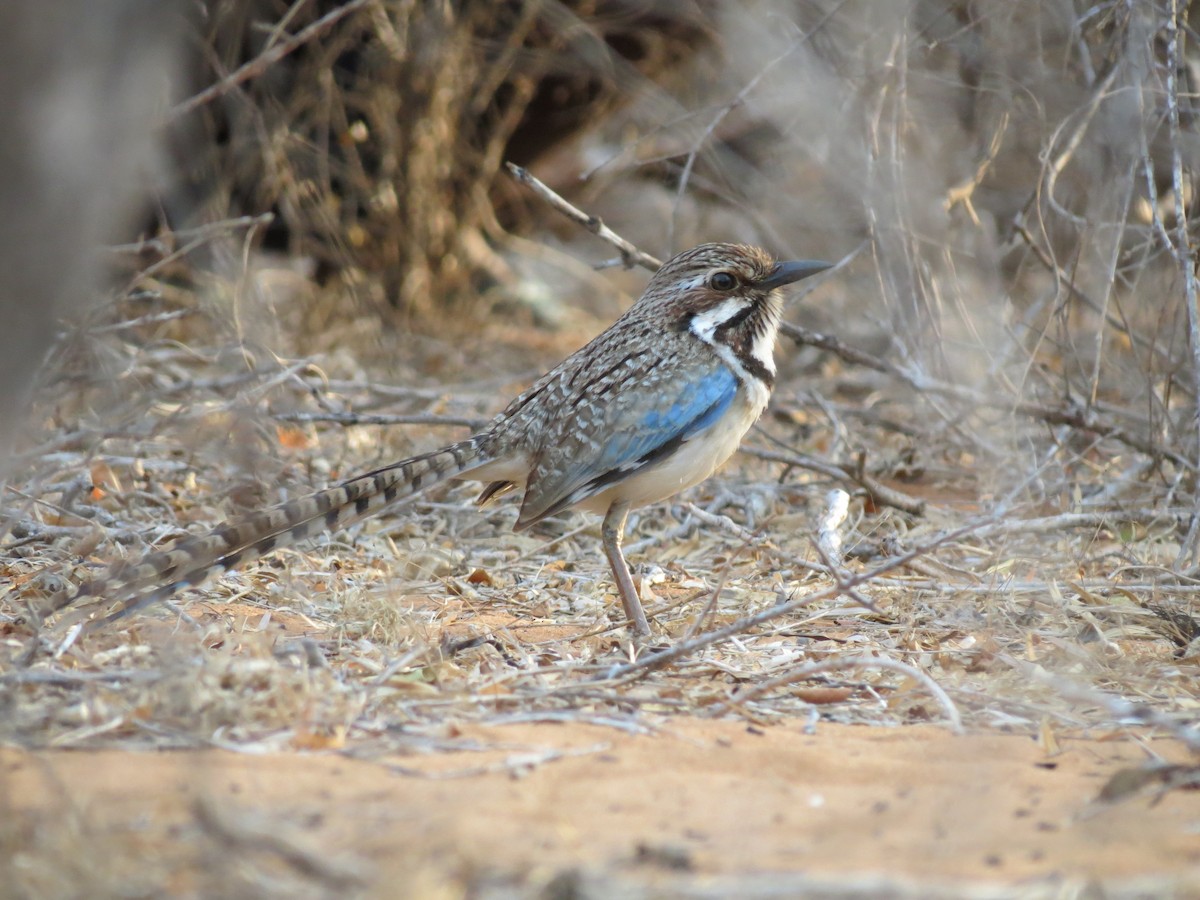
816;488;850;565
51;622;82;660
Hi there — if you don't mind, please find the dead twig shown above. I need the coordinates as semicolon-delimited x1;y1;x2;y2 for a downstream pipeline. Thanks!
273;411;487;429
120;214;276;295
1000;654;1200;754
744;445;927;516
505;163;663;271
193;797;370;888
82;309;196;336
170;0;373;120
782;317;1192;471
780;320;903;379
710;653;963;733
969;508;1188;540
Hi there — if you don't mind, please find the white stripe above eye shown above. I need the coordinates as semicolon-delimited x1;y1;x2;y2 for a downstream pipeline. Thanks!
687;297;752;342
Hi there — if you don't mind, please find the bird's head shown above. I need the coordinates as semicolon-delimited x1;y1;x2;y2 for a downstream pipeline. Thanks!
636;242;831;384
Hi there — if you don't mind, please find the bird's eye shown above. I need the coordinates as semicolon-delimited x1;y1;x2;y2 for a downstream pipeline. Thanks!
708;271;738;291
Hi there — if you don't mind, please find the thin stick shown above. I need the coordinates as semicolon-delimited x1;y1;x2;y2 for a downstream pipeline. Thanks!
121;214;276;294
968;509;1188;540
709;654;963;733
504;163;663;271
744;445;927;516
783;318;1192;471
273;411;487;429
779;319;903;379
1000;654;1200;753
171;0;373;120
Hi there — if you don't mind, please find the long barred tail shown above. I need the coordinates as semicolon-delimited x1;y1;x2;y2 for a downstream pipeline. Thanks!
40;438;489;623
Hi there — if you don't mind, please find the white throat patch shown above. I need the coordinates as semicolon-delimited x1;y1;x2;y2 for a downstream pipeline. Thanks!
748;317;778;376
688;297;752;342
688;297;775;409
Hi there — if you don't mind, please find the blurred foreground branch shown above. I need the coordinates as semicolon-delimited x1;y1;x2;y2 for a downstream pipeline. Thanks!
0;0;184;468
1165;0;1200;564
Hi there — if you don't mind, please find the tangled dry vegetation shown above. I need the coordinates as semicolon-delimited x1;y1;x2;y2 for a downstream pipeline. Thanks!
2;0;1200;893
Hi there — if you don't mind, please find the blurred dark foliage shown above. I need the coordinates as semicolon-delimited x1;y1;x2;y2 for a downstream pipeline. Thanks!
172;0;713;318
162;1;1200;336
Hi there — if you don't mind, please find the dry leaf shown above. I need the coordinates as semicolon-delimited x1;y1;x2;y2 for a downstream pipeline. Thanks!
467;567;494;586
793;686;855;705
291;725;347;750
89;460;122;494
276;424;317;451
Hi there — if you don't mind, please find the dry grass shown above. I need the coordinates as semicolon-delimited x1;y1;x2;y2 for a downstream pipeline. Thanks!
2;0;1200;896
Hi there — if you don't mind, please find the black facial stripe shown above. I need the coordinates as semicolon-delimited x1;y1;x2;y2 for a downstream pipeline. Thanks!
738;354;775;388
715;304;774;384
712;300;757;336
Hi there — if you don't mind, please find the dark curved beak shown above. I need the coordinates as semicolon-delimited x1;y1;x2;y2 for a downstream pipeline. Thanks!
759;259;833;291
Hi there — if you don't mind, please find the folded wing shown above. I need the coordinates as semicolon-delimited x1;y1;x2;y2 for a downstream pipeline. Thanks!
516;363;739;527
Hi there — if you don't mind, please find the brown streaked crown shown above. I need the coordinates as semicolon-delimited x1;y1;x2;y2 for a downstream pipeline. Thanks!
635;243;780;320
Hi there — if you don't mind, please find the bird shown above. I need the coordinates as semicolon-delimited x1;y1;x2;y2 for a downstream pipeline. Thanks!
41;242;831;636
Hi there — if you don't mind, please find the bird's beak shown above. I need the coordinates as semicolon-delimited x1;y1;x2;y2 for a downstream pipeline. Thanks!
759;259;833;290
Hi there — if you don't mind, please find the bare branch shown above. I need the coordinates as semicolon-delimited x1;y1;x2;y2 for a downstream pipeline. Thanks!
273;411;487;430
744;446;927;516
171;0;374;120
710;653;963;734
504;163;663;271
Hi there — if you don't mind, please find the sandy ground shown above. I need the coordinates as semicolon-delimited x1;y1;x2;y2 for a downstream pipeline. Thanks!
4;720;1197;898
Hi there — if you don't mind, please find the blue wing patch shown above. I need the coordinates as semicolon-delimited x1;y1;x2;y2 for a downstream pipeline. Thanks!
629;366;737;463
581;365;738;485
517;364;741;526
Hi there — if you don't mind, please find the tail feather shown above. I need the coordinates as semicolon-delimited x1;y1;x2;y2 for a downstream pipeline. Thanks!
40;438;488;623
